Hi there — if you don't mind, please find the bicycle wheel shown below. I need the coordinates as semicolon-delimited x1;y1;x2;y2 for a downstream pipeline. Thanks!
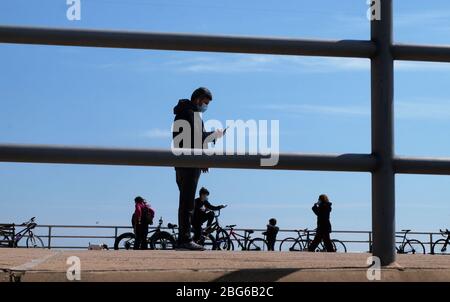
200;234;216;250
279;237;304;252
401;239;425;254
214;230;233;250
332;240;347;253
26;235;44;248
432;239;449;255
150;231;176;250
114;232;135;250
1;235;14;248
247;238;268;251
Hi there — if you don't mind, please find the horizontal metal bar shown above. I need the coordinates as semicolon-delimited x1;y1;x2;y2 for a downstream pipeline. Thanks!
394;157;450;175
29;225;441;235
40;235;116;239
393;44;450;63
0;25;375;58
0;144;376;172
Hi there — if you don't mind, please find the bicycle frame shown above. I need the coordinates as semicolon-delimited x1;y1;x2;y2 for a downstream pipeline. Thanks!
226;228;253;250
395;231;411;252
13;219;37;245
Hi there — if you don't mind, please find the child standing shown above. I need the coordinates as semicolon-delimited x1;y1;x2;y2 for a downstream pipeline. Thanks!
263;218;279;251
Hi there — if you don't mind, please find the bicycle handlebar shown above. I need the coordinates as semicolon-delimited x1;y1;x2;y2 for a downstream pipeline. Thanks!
213;205;227;218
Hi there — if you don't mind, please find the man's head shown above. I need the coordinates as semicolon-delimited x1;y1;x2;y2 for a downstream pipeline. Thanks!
199;187;210;201
191;87;212;112
135;196;145;203
318;194;330;204
269;218;277;226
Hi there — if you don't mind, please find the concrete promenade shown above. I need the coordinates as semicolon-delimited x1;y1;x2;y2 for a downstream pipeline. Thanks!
1;249;450;282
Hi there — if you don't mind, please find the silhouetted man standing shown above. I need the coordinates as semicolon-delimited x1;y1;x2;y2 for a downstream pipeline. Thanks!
172;87;224;250
308;194;335;252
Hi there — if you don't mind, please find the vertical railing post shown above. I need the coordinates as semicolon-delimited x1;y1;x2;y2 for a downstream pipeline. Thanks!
429;233;433;254
47;226;52;249
371;0;396;265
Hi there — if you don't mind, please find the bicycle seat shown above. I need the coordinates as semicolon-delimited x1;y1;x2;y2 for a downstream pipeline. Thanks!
245;229;254;234
167;223;178;229
226;224;236;228
401;229;411;233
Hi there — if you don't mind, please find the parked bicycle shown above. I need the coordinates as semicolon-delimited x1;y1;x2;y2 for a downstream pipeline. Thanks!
370;229;425;254
0;217;44;248
198;209;267;251
222;225;268;251
395;230;425;254
432;229;450;255
279;229;347;252
113;217;177;250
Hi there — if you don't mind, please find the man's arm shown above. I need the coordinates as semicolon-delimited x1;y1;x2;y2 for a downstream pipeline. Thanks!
312;204;319;216
205;200;222;211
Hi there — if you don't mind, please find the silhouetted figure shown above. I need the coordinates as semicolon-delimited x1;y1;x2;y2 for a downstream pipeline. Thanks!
192;187;225;243
308;194;335;252
172;87;224;250
263;218;279;251
132;196;155;250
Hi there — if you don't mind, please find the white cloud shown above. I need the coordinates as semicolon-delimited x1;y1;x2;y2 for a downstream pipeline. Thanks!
261;104;368;117
259;98;450;120
164;54;450;74
166;54;369;74
141;128;172;139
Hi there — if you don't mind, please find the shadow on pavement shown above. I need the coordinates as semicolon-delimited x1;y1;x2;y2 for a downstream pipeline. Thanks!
213;268;299;282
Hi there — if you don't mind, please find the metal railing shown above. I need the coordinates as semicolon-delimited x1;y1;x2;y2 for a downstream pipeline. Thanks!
1;224;445;254
1;0;450;264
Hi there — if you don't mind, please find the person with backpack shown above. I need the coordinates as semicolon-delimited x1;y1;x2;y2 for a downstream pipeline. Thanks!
308;194;335;252
192;187;226;243
172;87;225;250
262;218;279;251
132;196;155;250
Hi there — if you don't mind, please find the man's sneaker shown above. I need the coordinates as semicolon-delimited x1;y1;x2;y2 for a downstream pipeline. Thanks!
176;241;205;251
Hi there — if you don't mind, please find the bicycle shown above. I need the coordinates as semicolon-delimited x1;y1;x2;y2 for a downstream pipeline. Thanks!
197;209;267;251
197;208;231;250
431;229;450;255
394;229;425;254
113;217;177;250
223;225;268;251
0;217;44;248
279;229;347;253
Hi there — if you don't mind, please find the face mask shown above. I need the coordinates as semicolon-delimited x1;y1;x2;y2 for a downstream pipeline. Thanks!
198;103;208;113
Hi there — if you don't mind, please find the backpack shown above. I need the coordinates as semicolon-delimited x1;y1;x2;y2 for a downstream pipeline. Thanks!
142;205;155;225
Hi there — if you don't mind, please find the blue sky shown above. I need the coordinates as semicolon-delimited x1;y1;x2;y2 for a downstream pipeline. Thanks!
1;0;450;242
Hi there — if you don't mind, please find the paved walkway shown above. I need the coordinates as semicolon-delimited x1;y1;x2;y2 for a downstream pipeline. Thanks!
1;249;450;282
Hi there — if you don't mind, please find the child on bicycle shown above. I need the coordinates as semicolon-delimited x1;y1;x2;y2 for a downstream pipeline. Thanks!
192;187;226;243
